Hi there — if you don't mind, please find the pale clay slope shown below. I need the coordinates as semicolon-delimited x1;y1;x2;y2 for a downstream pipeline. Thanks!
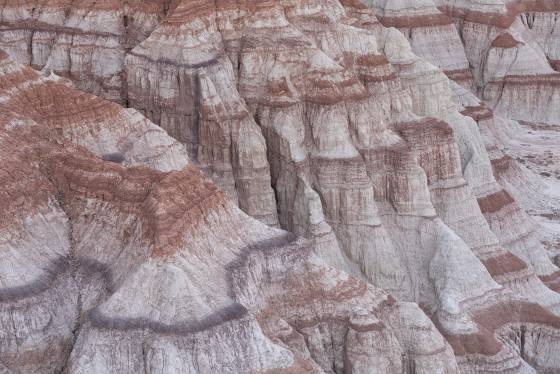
1;0;560;373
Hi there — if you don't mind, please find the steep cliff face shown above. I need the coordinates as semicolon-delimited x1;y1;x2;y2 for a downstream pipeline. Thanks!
0;0;180;102
0;52;460;374
377;0;560;281
1;0;560;373
439;0;560;126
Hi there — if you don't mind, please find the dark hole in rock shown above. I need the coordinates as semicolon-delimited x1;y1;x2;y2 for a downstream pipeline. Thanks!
102;152;125;163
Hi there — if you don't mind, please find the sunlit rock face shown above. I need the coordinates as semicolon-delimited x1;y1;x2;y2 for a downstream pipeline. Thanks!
1;0;560;373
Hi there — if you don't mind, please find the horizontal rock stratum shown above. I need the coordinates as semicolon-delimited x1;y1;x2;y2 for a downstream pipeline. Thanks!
0;0;560;373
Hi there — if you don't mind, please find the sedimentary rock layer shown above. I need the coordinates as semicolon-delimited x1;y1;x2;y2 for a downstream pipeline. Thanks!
1;0;560;372
0;52;462;374
0;0;178;102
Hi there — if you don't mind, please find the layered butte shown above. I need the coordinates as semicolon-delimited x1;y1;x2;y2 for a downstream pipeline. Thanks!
1;0;560;373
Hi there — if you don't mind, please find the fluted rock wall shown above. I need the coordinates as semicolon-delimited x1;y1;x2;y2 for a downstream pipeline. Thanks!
1;0;560;373
0;0;180;102
0;52;462;374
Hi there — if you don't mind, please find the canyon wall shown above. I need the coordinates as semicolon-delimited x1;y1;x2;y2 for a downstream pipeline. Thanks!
1;0;560;373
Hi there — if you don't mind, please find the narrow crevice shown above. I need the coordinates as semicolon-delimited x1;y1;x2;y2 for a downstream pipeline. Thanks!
57;288;82;374
52;189;83;374
407;355;417;374
141;342;149;374
519;324;526;359
27;31;34;66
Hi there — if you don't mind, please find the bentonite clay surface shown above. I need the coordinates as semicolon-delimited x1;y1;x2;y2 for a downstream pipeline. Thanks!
1;0;560;373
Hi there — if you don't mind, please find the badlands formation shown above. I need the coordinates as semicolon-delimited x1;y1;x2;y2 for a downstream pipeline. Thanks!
1;0;560;373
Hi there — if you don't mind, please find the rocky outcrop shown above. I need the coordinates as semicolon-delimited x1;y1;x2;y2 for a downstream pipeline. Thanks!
364;0;474;87
2;0;560;372
0;0;179;102
436;0;560;125
366;0;560;123
0;52;461;374
368;0;560;300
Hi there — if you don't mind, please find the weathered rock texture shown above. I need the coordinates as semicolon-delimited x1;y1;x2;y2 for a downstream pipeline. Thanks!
0;0;179;102
1;0;560;373
0;51;460;374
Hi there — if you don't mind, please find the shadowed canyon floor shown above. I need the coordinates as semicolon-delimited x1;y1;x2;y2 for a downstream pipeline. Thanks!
1;0;560;373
